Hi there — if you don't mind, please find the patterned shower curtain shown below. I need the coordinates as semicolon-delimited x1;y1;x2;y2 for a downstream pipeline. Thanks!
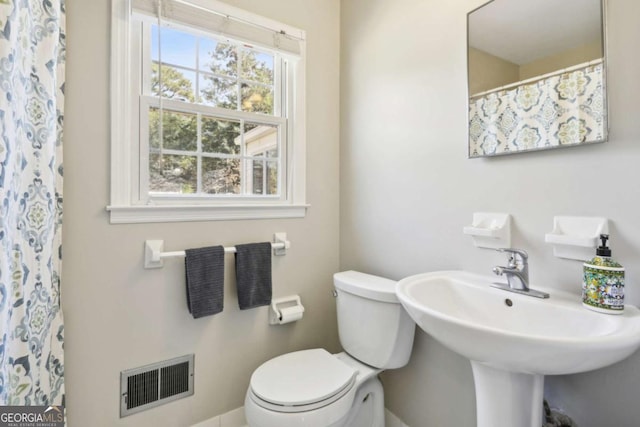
469;62;605;157
0;0;65;406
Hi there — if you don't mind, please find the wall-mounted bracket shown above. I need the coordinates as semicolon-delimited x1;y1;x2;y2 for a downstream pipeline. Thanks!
144;240;164;269
273;232;290;256
463;212;511;249
545;216;609;261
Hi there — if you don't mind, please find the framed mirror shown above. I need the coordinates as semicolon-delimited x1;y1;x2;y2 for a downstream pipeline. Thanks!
467;0;607;158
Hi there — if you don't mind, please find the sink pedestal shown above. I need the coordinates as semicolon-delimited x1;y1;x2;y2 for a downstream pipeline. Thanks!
471;361;544;427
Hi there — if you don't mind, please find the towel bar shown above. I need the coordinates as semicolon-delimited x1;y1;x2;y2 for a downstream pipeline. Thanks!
144;233;291;269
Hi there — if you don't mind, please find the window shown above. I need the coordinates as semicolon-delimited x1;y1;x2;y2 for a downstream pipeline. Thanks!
109;0;307;223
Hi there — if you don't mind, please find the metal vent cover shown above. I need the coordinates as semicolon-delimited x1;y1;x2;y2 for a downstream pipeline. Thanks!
120;354;194;417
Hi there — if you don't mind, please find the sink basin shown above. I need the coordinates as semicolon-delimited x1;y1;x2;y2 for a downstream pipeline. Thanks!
396;270;640;375
396;271;640;427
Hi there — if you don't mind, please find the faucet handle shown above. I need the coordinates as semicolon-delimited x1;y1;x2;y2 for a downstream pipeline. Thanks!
496;248;528;262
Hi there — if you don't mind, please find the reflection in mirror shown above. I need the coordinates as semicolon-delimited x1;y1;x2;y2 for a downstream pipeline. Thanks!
467;0;607;157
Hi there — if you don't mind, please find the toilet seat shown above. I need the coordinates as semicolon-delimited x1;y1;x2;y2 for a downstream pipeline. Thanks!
249;349;357;413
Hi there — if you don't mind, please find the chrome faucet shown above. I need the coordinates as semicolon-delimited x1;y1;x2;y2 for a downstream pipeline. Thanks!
492;248;529;290
491;248;549;299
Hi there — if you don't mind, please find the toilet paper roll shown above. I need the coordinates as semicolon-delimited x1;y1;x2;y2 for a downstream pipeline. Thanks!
277;305;304;324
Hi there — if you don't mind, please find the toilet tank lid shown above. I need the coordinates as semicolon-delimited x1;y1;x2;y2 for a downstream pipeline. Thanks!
333;270;399;303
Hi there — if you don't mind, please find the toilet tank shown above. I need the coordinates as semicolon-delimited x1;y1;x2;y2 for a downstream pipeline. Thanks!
334;271;415;369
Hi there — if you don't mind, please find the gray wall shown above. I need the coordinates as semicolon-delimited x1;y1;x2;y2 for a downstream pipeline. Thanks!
340;0;640;426
63;0;340;425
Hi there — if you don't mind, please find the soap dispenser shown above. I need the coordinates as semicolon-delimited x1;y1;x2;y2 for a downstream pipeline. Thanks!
582;234;625;314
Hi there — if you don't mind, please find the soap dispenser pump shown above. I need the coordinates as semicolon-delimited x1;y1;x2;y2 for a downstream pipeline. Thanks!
582;234;625;314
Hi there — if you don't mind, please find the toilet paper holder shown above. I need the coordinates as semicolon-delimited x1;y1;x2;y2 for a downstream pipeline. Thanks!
269;295;305;325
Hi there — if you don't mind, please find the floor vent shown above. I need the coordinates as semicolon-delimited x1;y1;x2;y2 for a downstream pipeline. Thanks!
120;354;194;417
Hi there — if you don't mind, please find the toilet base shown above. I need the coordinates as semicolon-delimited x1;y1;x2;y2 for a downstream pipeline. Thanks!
341;376;385;427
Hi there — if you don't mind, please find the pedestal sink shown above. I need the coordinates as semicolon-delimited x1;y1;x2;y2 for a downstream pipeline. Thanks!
396;271;640;427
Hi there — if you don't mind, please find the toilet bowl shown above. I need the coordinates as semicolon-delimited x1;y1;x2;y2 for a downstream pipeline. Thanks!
244;271;416;427
245;350;383;427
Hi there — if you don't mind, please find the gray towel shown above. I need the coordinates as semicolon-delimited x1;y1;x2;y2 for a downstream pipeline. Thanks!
185;246;225;318
234;242;272;310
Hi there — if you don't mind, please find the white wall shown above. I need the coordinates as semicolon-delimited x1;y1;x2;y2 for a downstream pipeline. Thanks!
63;0;340;425
340;0;640;426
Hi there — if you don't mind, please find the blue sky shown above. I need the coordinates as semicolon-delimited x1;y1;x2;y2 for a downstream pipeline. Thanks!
151;24;275;104
151;25;197;69
151;25;274;74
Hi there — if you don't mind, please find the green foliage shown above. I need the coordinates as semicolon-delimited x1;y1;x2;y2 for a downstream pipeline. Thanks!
201;117;240;154
151;63;195;101
200;43;275;114
149;153;197;194
149;39;276;195
268;162;278;194
149;109;197;151
202;158;241;194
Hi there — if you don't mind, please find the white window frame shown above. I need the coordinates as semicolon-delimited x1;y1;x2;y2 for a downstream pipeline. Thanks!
108;0;307;223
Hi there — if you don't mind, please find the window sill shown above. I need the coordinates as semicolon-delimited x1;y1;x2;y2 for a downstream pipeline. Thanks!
106;203;309;224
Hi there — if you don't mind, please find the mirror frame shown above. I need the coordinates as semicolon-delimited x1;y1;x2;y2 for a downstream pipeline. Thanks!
466;0;609;158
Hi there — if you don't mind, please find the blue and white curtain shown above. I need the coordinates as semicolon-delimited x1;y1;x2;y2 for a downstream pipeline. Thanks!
0;0;65;405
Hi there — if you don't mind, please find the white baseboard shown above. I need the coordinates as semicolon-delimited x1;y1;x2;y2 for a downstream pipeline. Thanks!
191;407;246;427
192;406;408;427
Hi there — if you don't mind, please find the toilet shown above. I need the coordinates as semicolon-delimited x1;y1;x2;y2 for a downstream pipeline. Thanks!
244;271;416;427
